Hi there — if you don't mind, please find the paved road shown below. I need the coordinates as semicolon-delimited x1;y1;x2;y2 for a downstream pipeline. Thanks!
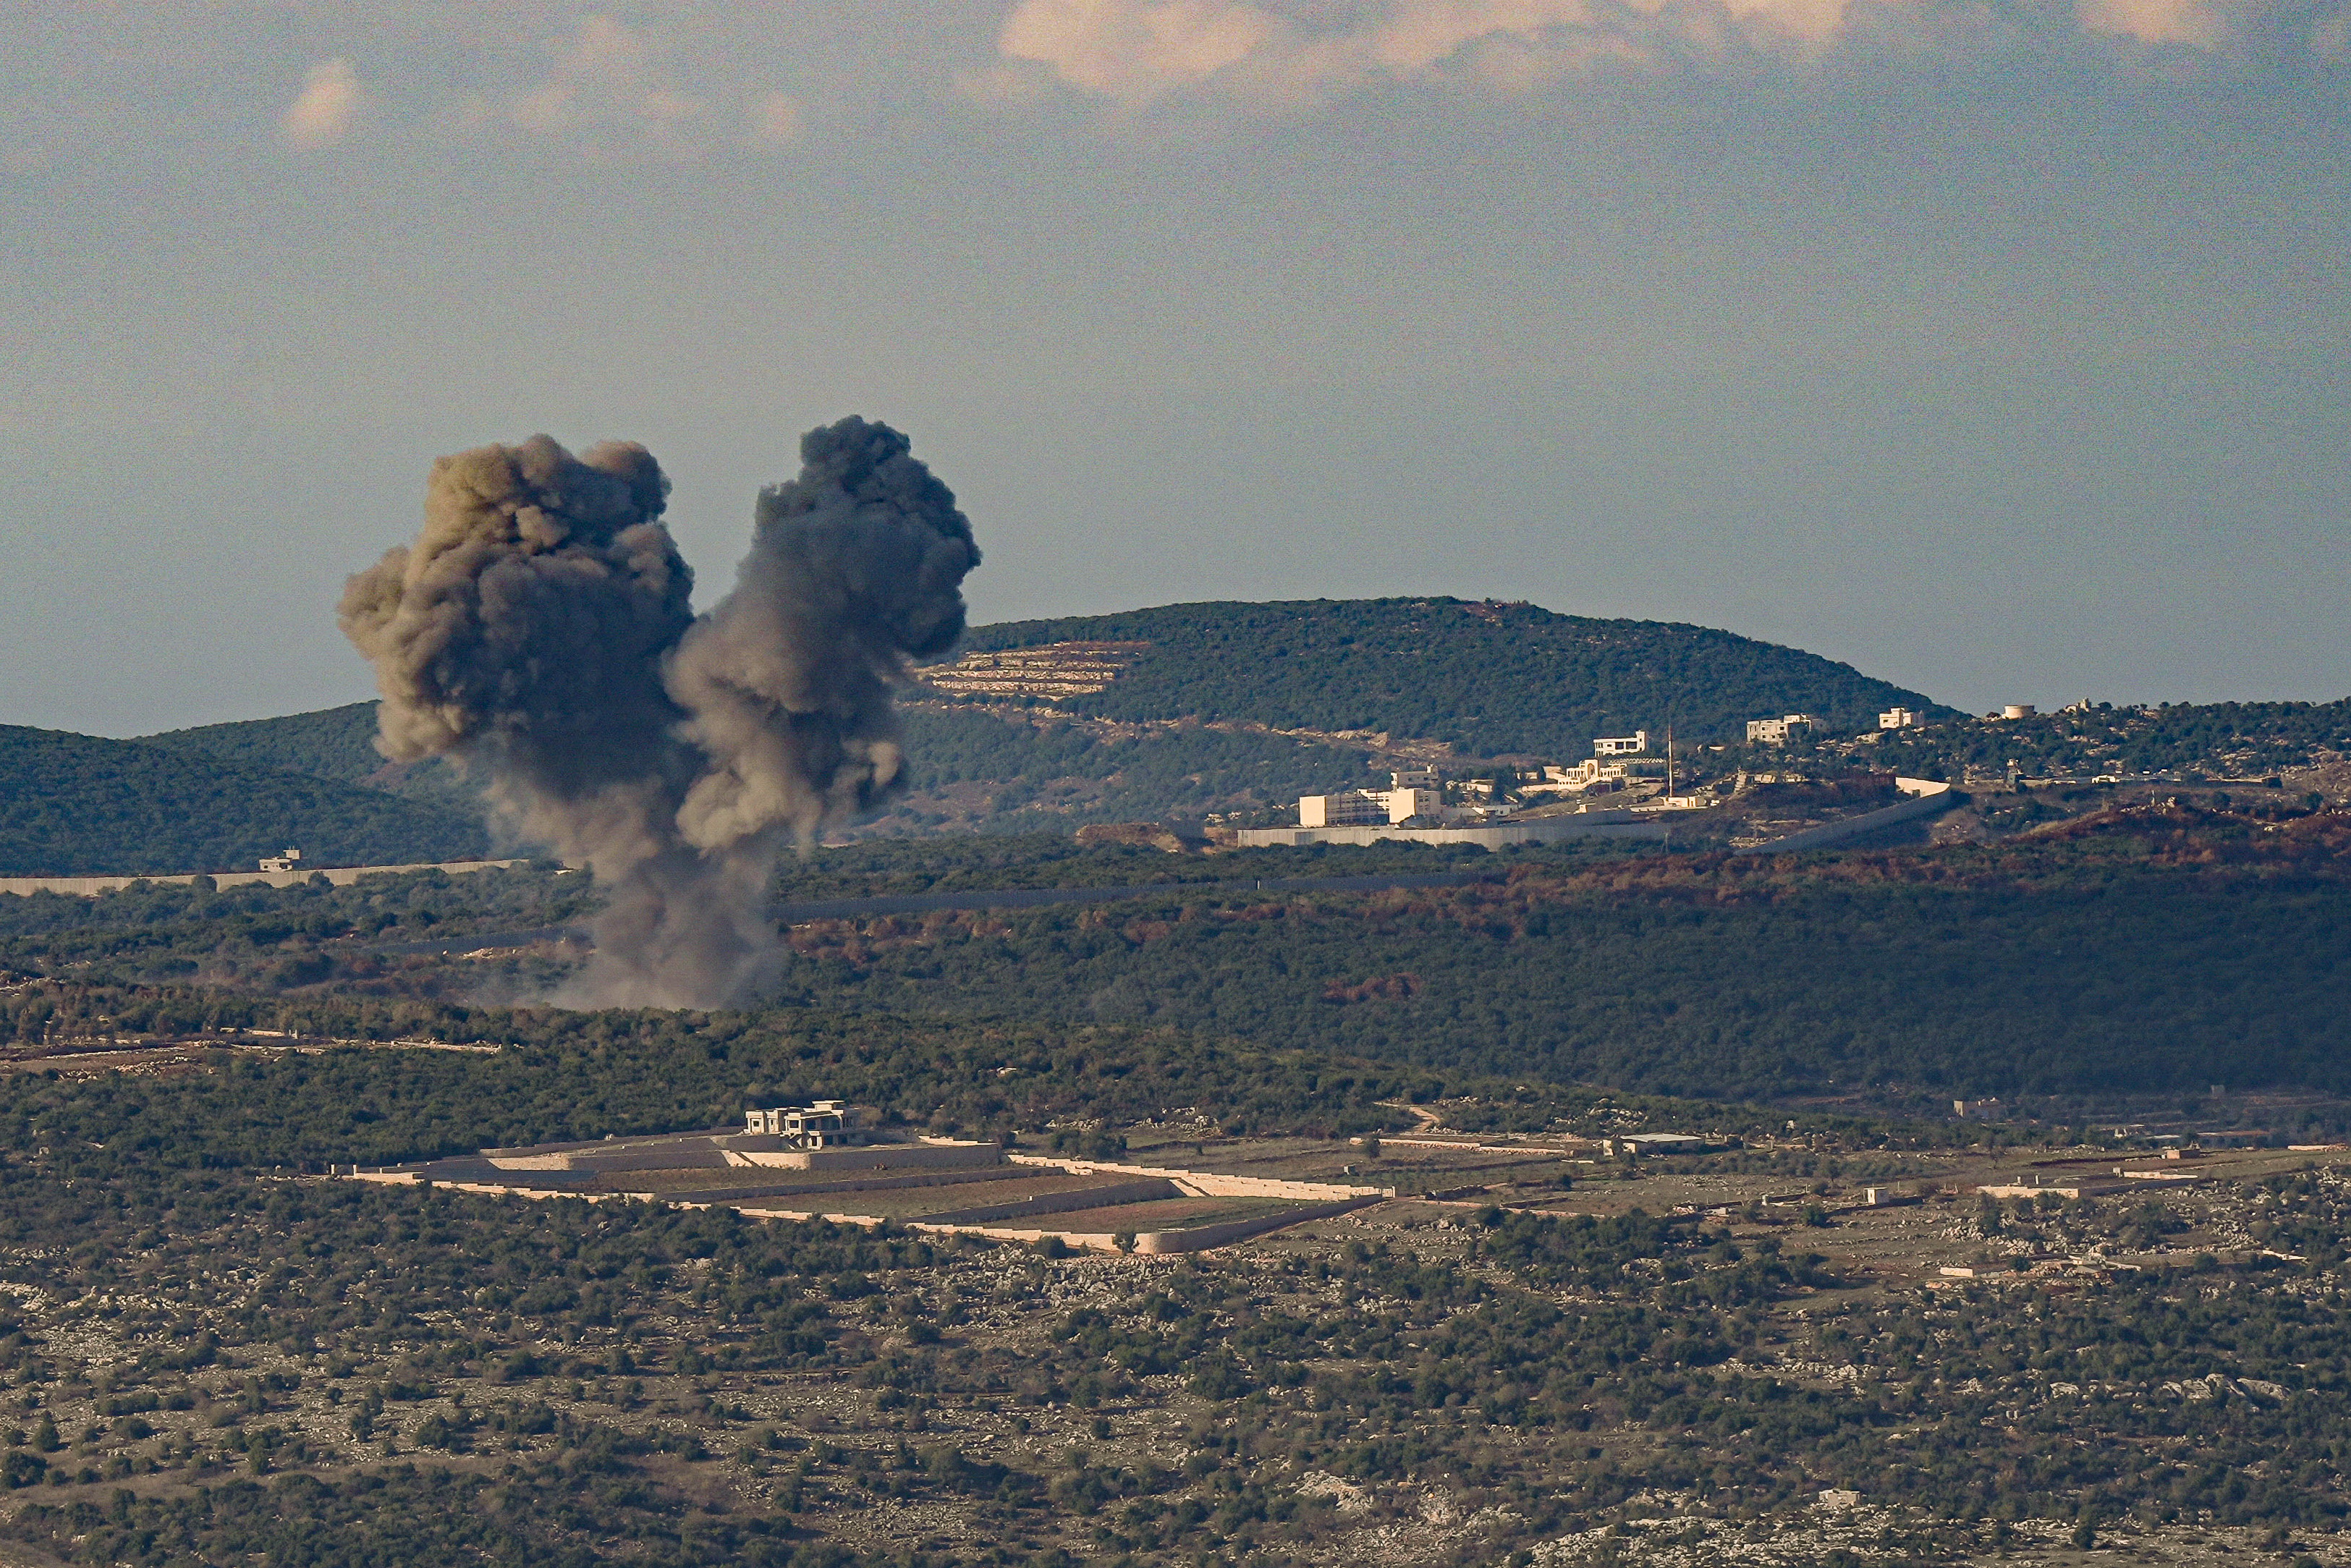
377;867;1505;957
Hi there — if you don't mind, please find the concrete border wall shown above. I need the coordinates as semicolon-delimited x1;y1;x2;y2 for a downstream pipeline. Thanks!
0;858;531;899
1236;815;1666;851
1733;779;1960;856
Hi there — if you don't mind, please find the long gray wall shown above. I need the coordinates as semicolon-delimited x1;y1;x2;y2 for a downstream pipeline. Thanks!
0;857;533;899
1237;814;1670;851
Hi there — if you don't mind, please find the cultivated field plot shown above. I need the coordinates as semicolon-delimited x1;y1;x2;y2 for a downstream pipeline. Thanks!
373;1126;1385;1254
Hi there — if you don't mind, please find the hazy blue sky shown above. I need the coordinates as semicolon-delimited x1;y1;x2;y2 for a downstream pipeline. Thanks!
2;1;2344;734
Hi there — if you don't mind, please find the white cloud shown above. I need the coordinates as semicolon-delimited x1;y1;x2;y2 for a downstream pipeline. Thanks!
988;0;1867;101
999;0;1289;98
280;58;365;148
483;16;708;158
988;0;2301;101
2075;0;2224;45
746;90;802;146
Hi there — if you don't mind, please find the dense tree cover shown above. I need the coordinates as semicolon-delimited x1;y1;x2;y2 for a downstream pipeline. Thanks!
138;702;488;818
137;701;391;784
0;864;580;959
1847;698;2351;784
761;808;2351;1103
0;726;488;877
12;807;2346;1108
954;598;1943;753
774;833;1509;901
0;999;1849;1166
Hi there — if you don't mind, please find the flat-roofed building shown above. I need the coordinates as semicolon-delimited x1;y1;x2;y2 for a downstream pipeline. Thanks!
1746;714;1817;745
744;1100;868;1148
1385;787;1444;823
1300;791;1390;827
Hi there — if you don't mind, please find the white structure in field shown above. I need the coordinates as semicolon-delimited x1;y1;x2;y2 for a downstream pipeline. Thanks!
1593;732;1649;756
1997;704;2036;721
1746;714;1816;745
1879;708;1923;730
744;1100;867;1149
258;848;303;873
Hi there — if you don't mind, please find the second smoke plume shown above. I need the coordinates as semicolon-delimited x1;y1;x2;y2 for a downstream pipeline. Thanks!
339;417;980;1009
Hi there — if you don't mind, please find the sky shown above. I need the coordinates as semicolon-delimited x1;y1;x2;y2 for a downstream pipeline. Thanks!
1;1;2345;735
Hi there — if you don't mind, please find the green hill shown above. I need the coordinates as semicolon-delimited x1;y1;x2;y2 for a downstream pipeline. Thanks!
125;598;1952;835
141;702;389;784
0;726;489;877
957;597;1945;754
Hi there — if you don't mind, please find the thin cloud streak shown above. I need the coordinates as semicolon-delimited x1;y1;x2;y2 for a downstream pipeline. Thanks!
987;0;2351;102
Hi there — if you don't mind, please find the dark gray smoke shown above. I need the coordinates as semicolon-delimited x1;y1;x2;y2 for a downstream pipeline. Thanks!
339;418;979;1009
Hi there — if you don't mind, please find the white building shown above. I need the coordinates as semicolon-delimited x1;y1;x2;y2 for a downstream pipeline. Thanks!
258;848;303;873
1297;771;1451;827
1384;787;1444;823
1593;732;1650;756
1878;707;1922;730
745;1100;867;1148
1745;715;1817;745
1299;791;1389;827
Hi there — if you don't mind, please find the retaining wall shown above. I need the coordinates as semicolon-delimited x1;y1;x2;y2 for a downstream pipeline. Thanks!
1132;1196;1384;1253
1005;1153;1389;1202
917;1178;1180;1226
725;1143;1005;1172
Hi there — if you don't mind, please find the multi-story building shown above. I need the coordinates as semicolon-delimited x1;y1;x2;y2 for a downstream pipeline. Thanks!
1746;714;1817;746
1297;772;1451;827
1298;791;1390;827
1878;708;1922;730
1593;732;1650;756
1384;787;1444;823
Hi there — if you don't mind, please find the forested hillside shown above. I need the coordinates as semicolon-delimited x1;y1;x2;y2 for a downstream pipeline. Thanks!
0;726;488;876
141;701;387;783
740;805;2351;1103
957;598;1944;754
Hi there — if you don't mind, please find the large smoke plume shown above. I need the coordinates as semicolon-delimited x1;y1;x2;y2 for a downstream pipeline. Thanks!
339;418;979;1009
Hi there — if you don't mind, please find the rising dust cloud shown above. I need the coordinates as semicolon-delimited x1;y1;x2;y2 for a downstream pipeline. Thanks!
339;418;980;1009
